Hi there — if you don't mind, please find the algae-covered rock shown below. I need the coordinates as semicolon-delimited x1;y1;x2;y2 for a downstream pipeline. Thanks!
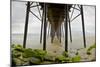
33;49;47;56
23;48;34;58
44;54;55;62
22;61;30;66
87;44;96;51
12;56;30;66
30;57;41;65
11;44;15;48
23;49;47;61
14;45;24;52
72;55;81;62
55;55;71;63
86;44;95;55
12;50;22;58
32;49;47;61
12;45;23;58
12;58;23;66
75;51;79;55
86;51;91;55
62;51;68;57
40;61;54;64
11;45;48;65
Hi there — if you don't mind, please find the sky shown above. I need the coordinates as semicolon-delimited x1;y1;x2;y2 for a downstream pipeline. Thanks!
11;1;95;36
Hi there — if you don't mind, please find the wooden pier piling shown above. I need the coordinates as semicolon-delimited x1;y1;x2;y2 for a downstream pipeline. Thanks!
65;5;68;52
43;3;47;50
23;2;30;48
80;5;86;48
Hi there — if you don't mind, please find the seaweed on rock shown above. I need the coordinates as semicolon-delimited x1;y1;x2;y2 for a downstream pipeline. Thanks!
55;55;71;63
87;43;96;51
71;55;81;62
11;43;95;65
86;43;96;55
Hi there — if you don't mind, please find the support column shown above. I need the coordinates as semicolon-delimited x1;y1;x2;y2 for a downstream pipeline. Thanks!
60;26;61;43
40;10;44;43
47;23;50;37
23;2;30;48
43;3;47;50
65;5;68;52
68;12;72;42
80;5;86;48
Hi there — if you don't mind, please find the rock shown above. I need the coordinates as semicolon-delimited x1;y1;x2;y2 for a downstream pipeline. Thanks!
12;50;22;58
32;49;47;61
40;61;54;64
14;45;24;52
12;58;22;66
55;55;71;63
22;61;30;66
86;51;91;55
30;57;41;65
62;51;68;57
23;48;34;58
44;55;55;61
87;44;96;51
72;55;81;62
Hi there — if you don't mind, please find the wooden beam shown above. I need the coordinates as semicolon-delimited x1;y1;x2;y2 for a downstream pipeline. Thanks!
71;7;80;11
36;3;42;18
23;2;30;48
71;13;81;22
70;5;75;19
30;5;40;8
30;10;41;21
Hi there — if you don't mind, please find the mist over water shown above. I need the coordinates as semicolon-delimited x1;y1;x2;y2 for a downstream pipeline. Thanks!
12;33;95;51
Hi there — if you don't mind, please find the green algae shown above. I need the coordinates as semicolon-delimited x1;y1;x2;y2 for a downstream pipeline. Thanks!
11;44;95;65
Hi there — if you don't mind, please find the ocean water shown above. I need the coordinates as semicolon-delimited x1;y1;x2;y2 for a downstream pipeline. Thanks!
11;33;95;51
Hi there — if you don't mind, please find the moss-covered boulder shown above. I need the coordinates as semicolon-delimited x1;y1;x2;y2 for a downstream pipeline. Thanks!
32;49;47;61
44;54;55;62
29;57;41;65
12;50;22;58
86;51;91;55
23;48;34;58
72;55;81;62
12;58;24;66
40;61;54;64
11;45;24;58
86;43;96;55
87;44;96;51
55;55;71;63
12;44;24;52
62;51;68;57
